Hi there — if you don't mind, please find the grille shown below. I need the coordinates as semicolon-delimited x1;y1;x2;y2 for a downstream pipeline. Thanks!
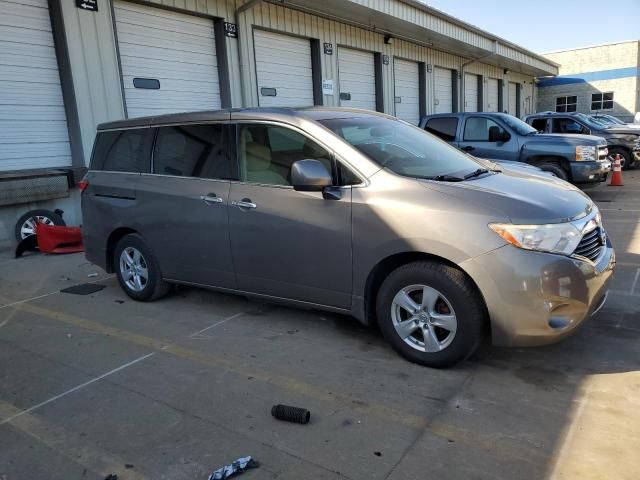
574;227;604;262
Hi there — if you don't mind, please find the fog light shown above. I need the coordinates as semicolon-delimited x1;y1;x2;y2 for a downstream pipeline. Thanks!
589;174;595;179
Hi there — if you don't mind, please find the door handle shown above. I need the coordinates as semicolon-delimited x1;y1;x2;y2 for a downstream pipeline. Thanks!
201;194;223;205
461;146;475;152
231;198;257;210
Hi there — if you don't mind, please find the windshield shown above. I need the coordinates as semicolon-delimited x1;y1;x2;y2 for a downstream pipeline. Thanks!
496;113;538;135
598;115;624;125
319;116;482;179
575;113;608;129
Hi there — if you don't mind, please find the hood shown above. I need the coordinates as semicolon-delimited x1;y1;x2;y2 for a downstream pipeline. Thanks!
419;169;593;224
604;126;640;135
530;133;607;145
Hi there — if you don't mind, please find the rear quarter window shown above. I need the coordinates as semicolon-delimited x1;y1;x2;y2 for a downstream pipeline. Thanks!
425;117;458;141
91;128;153;173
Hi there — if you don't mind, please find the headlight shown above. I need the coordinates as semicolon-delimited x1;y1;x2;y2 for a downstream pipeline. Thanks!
489;222;582;255
576;145;596;161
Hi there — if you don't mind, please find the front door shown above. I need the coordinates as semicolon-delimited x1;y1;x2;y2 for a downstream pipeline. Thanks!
135;123;236;288
457;115;519;160
228;122;352;308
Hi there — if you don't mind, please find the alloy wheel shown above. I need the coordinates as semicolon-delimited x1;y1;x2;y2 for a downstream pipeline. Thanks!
391;284;457;352
119;247;149;292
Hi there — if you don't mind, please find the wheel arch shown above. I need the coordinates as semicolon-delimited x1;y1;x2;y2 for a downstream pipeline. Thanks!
363;251;491;337
105;227;138;273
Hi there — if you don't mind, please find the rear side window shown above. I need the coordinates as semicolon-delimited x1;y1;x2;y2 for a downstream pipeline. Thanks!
552;118;587;135
531;118;547;132
153;124;235;180
425;117;458;141
91;128;153;173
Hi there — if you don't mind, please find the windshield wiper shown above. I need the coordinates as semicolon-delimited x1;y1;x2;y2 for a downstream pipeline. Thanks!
463;168;490;180
419;174;464;182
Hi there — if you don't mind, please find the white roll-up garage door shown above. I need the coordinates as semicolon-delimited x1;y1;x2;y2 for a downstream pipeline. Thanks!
254;30;314;108
433;67;452;113
0;0;72;171
114;1;221;118
508;82;518;116
486;78;499;112
464;73;479;112
338;48;376;111
393;59;420;125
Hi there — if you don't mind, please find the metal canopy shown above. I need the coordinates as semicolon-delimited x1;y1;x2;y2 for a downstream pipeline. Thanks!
275;0;558;77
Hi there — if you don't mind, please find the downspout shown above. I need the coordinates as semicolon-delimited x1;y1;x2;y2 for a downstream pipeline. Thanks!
235;0;263;107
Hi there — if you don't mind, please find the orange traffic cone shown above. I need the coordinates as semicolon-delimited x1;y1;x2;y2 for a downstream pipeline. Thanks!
609;154;624;186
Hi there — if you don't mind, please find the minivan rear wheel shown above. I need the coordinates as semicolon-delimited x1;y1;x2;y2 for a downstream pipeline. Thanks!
114;234;170;301
376;261;487;368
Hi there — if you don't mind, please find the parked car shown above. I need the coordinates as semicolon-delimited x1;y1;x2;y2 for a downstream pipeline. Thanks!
81;108;614;368
419;112;610;184
591;113;640;130
524;111;640;169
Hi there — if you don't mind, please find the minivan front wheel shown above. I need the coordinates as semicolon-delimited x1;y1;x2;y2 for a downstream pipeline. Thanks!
114;234;170;301
376;261;486;368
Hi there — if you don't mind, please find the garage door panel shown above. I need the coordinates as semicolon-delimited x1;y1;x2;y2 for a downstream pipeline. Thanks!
464;73;478;112
254;29;314;108
0;0;72;171
394;59;420;125
487;78;499;112
338;48;376;110
434;67;452;113
115;4;214;38
114;0;221;117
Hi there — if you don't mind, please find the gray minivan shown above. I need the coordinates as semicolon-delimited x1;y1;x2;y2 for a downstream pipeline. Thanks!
81;108;615;368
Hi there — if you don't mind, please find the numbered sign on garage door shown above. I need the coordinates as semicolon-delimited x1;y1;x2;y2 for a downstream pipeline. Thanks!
464;73;479;112
0;0;72;171
487;78;499;112
338;48;376;110
254;30;314;108
114;1;221;118
433;67;453;113
394;59;420;125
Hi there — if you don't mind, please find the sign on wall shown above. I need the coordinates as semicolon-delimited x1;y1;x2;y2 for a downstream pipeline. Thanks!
323;43;333;55
76;0;98;11
322;79;334;95
224;22;237;38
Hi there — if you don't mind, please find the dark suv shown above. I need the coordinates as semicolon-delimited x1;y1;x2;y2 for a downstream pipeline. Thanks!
524;112;640;169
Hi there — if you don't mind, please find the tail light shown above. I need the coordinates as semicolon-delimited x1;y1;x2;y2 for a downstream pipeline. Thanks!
78;178;89;192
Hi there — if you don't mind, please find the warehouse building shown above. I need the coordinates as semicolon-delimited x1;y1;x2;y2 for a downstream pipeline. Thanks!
0;0;557;247
536;40;639;122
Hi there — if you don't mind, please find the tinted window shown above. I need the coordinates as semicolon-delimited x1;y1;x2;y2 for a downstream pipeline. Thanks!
153;124;234;180
552;118;587;134
425;117;458;141
239;124;332;186
91;129;153;173
531;119;547;132
463;117;502;141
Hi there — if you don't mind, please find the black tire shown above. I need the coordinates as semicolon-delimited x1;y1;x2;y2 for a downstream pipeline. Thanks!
14;209;66;242
539;163;568;181
376;261;487;368
114;234;170;301
609;148;633;170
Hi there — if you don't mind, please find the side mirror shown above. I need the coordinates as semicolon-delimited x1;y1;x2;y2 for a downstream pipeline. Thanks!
489;125;509;142
291;159;332;192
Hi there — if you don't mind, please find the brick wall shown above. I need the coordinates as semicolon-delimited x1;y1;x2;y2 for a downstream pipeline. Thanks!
536;41;639;121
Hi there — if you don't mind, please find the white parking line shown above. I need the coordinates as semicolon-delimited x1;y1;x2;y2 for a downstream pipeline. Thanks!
630;268;640;295
189;312;245;338
0;276;114;310
0;352;154;425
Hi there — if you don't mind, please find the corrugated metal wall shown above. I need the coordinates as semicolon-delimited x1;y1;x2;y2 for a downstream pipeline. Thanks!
59;0;540;166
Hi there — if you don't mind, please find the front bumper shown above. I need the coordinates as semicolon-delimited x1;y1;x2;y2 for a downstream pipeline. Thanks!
570;160;611;184
460;239;615;347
